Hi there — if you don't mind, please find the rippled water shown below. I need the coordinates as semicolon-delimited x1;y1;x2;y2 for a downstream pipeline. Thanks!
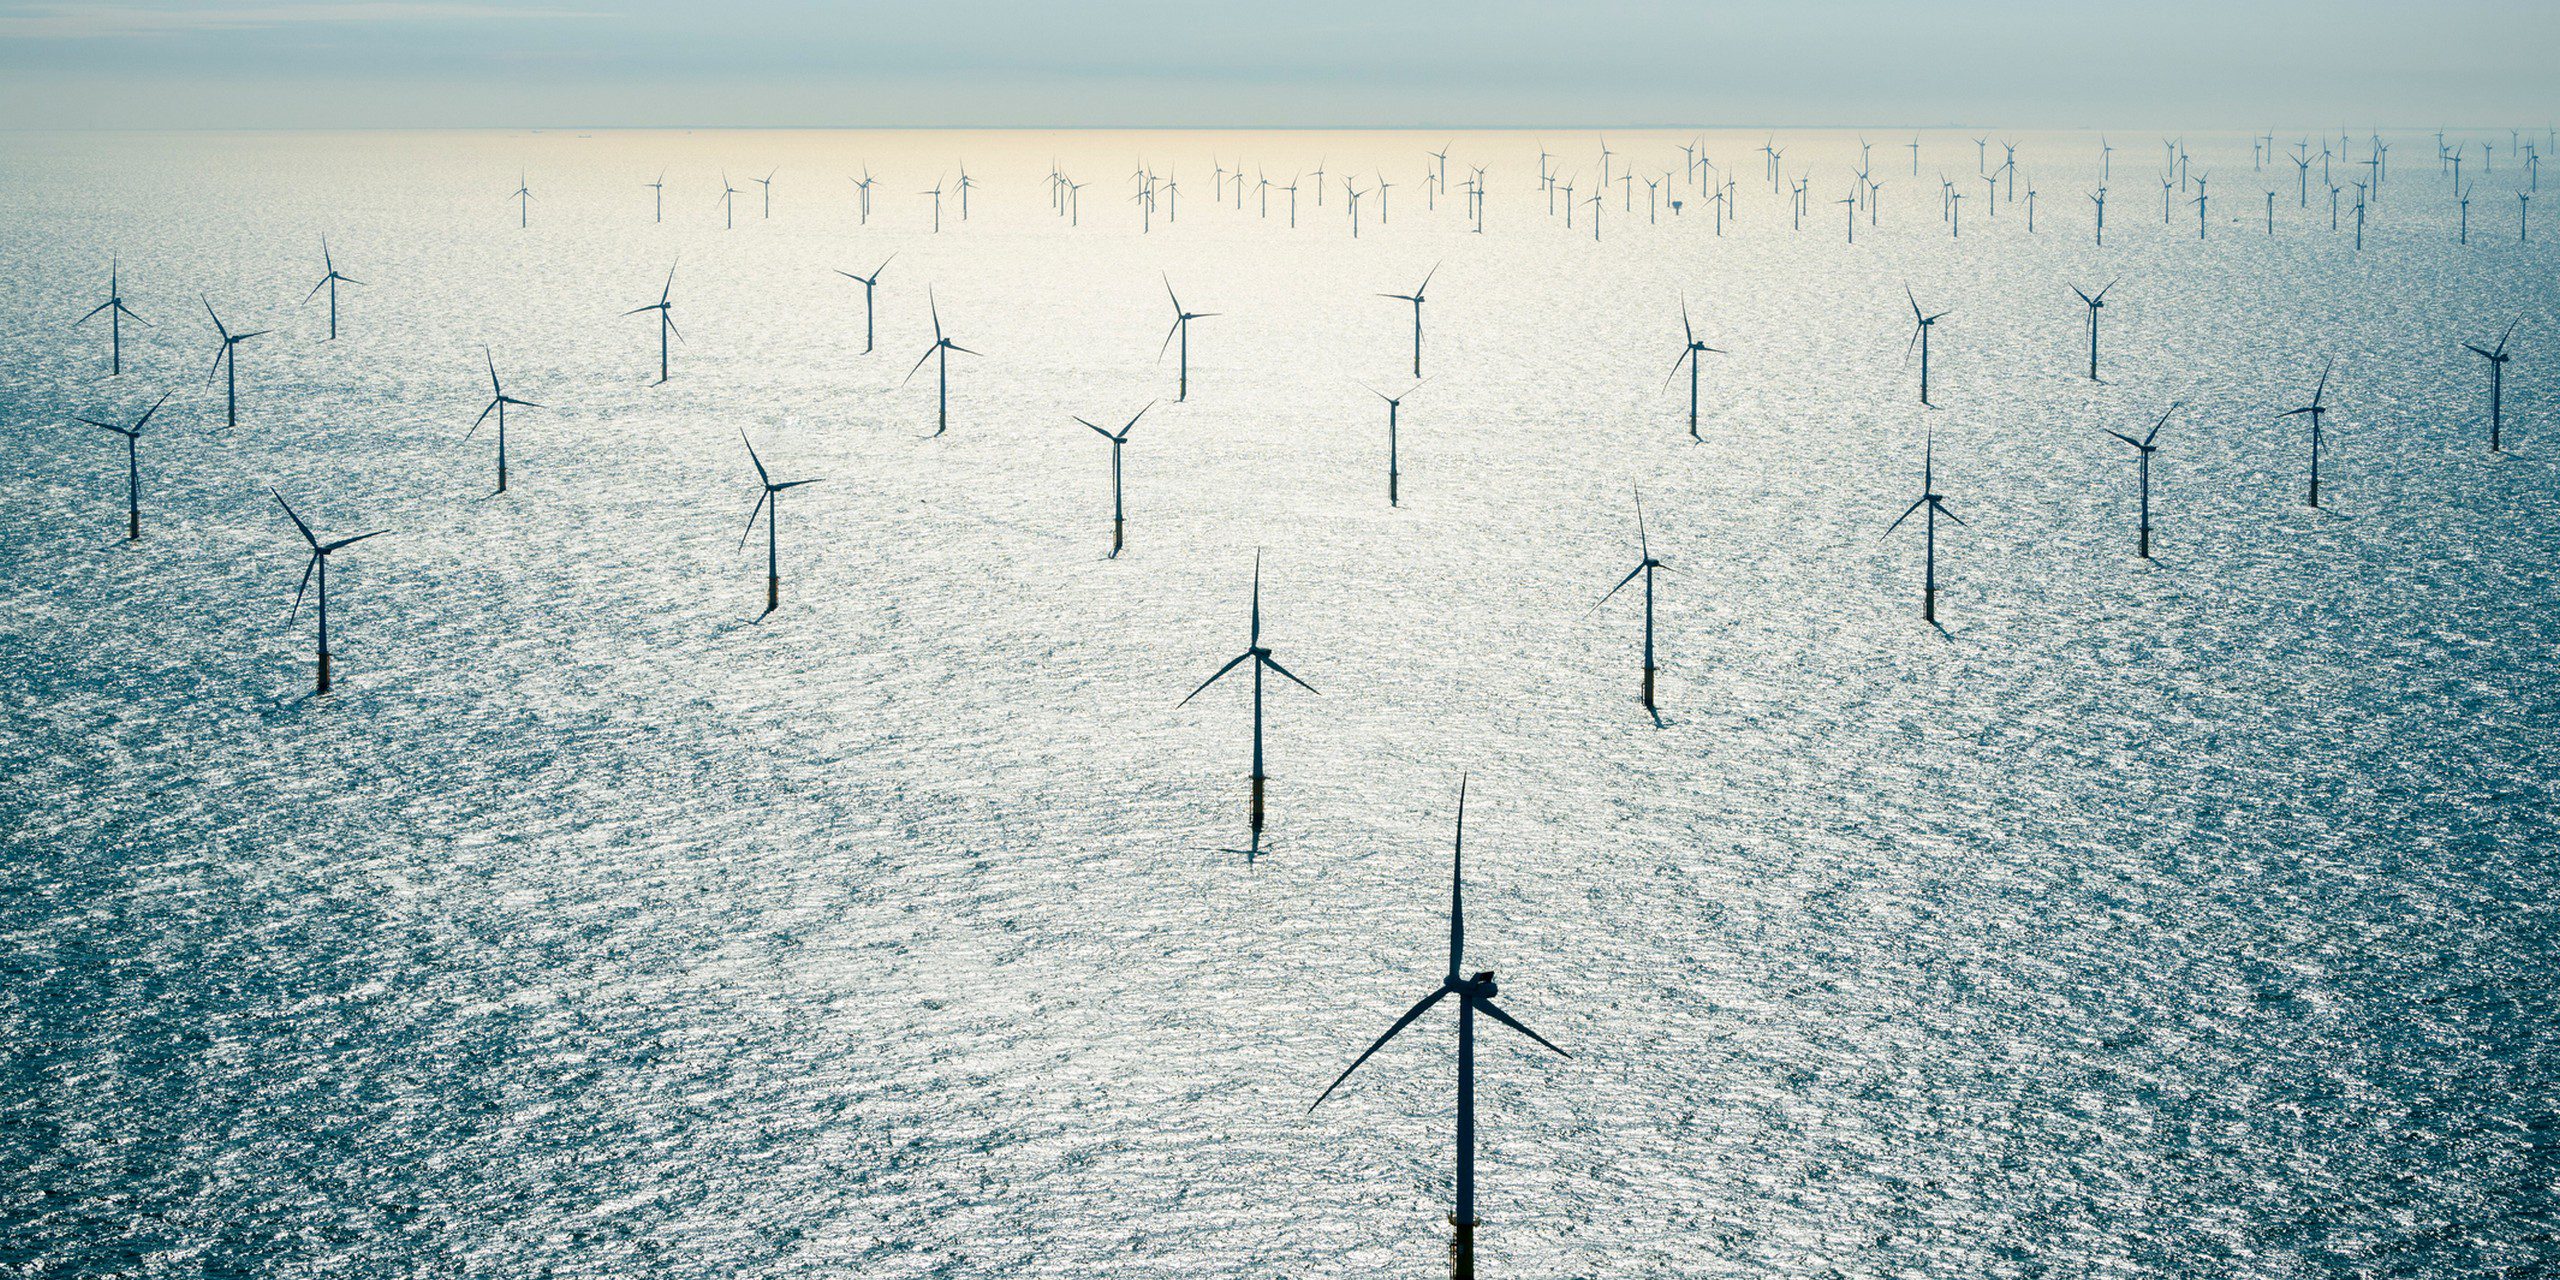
3;128;2557;1277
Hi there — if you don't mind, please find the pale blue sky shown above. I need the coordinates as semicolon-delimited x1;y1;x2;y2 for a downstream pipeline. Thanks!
0;0;2549;129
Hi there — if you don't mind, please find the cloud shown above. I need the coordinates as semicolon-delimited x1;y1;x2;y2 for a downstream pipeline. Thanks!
0;2;599;38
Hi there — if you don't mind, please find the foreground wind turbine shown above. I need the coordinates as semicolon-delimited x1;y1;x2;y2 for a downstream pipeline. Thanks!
1380;262;1440;378
468;346;541;495
1310;776;1569;1280
1160;274;1218;401
625;263;681;383
74;389;169;540
2463;319;2518;452
2071;277;2118;380
202;296;267;428
304;238;363;341
274;491;387;694
1903;286;1952;407
1884;435;1965;624
1074;401;1152;557
2276;359;2335;507
76;256;149;375
835;254;893;354
1179;552;1317;837
1665;295;1725;441
1594;488;1672;712
905;290;980;437
2103;401;2177;559
1361;379;1424;506
739;431;821;618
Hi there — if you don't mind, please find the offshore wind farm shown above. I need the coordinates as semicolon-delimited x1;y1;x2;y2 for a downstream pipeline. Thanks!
4;116;2557;1279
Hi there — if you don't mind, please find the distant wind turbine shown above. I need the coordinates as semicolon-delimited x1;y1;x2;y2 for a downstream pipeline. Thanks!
1380;262;1439;378
76;255;149;376
274;491;388;695
512;172;533;228
2276;359;2336;508
2463;320;2517;452
1179;552;1318;838
303;238;363;341
739;431;820;619
835;255;893;355
468;346;541;495
1074;400;1152;557
73;389;169;540
1160;274;1218;401
1666;295;1725;442
1594;488;1674;712
2071;277;2118;381
904;290;980;437
1884;435;1965;625
1361;378;1424;506
202;296;267;428
2102;401;2177;559
624;262;681;384
1903;286;1951;407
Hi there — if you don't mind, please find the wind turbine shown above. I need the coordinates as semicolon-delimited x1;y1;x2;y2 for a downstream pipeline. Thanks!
76;255;149;376
624;262;680;384
646;169;665;222
202;296;267;428
274;491;387;695
852;167;877;224
739;431;820;618
2463;320;2518;452
756;167;777;218
904;290;980;438
1361;379;1425;506
2103;402;2177;559
1178;552;1317;838
73;389;169;540
1884;435;1965;625
1903;286;1952;407
303;238;363;341
1594;488;1673;712
1310;775;1569;1280
2071;277;2118;380
468;346;541;495
1380;262;1439;378
835;255;893;355
2276;359;2336;508
924;175;947;232
1160;274;1218;401
512;172;533;228
718;172;740;229
1074;401;1152;557
1665;295;1725;441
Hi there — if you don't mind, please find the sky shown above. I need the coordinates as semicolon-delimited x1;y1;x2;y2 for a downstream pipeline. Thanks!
0;0;2550;130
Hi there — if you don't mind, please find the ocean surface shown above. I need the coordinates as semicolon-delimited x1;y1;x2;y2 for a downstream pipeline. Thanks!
3;128;2556;1277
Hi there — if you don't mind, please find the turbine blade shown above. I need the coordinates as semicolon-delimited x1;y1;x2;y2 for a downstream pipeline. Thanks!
1309;987;1450;1111
741;430;770;486
289;552;317;622
1475;995;1570;1058
1259;653;1317;695
1177;650;1253;706
272;490;316;546
321;529;387;553
740;490;769;548
1885;495;1928;536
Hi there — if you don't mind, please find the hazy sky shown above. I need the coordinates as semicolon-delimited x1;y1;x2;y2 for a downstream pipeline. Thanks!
1;0;2550;130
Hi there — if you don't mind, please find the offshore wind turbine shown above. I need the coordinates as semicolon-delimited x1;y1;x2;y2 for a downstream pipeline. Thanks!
756;167;777;218
1310;775;1569;1280
1160;274;1218;401
512;172;533;228
624;262;681;384
1884;435;1965;625
202;296;267;428
1362;378;1424;506
835;255;893;354
303;238;363;341
1178;552;1318;838
274;491;387;695
2276;359;2336;508
2090;186;2108;245
2103;401;2177;559
467;346;541;495
1594;488;1672;712
1665;295;1725;441
2463;319;2518;452
73;389;169;541
718;172;740;229
646;170;665;223
738;431;820;618
1380;263;1439;379
1074;400;1152;557
904;289;980;437
2071;277;2118;380
1903;286;1952;407
76;255;149;376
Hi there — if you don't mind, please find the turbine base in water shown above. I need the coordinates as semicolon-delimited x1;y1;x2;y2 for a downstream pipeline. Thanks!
1641;666;1655;711
1449;1216;1478;1280
317;651;332;695
1249;774;1265;834
767;575;780;614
